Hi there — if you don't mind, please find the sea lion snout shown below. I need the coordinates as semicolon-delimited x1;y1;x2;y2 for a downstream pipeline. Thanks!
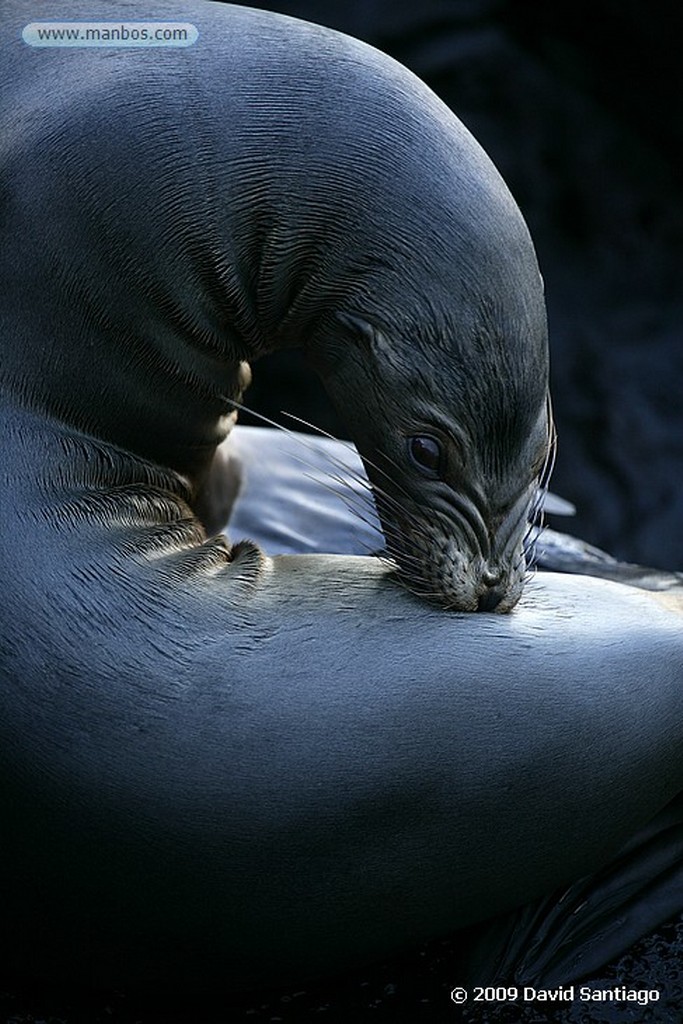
381;510;526;612
476;565;507;612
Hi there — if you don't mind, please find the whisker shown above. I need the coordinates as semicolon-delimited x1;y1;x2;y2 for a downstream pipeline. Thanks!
229;400;377;491
231;400;422;533
293;461;375;508
282;411;416;504
227;397;394;527
370;484;425;532
365;448;417;501
227;399;429;558
520;402;557;574
285;412;424;515
281;411;347;446
298;473;384;539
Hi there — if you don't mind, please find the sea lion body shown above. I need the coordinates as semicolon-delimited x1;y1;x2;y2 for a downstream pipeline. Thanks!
3;0;549;612
1;0;682;994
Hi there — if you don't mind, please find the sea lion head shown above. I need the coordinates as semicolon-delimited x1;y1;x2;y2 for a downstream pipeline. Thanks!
277;50;554;613
306;185;552;614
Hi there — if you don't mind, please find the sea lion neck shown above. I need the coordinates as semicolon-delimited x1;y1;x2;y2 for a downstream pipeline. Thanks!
0;77;261;478
0;0;538;480
0;39;349;475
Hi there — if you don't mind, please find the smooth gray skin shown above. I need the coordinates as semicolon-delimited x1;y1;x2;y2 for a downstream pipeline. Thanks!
1;0;682;994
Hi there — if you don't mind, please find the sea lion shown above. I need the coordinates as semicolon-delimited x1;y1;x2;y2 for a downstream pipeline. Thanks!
1;0;682;996
6;0;551;614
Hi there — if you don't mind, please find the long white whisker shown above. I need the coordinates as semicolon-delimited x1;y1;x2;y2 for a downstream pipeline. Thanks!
281;410;416;503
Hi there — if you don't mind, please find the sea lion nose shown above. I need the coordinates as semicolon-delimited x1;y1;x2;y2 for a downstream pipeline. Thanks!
477;566;505;611
481;567;503;588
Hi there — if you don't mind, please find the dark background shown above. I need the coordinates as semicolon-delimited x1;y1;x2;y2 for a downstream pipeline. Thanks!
237;0;683;571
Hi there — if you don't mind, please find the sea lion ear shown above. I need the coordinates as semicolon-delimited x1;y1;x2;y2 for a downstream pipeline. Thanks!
336;311;374;342
309;311;392;378
335;311;392;360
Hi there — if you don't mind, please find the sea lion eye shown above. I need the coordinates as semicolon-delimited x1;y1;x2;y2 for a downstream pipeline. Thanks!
408;435;442;476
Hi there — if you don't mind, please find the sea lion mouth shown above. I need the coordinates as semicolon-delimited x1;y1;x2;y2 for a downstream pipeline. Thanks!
373;493;534;613
388;534;527;613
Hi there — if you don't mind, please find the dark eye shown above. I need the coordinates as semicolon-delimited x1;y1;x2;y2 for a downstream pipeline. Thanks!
408;435;442;477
